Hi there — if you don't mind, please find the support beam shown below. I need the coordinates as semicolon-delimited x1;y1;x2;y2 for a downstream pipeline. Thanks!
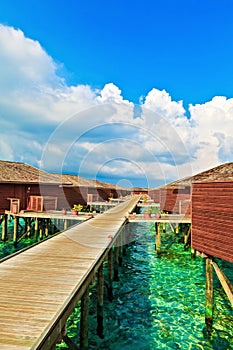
118;235;123;267
35;218;39;240
155;222;161;257
27;219;31;237
39;221;43;240
162;222;166;233
1;214;8;241
64;219;68;231
51;219;55;235
45;219;49;237
113;246;119;281
212;261;233;307
205;257;213;330
63;334;79;350
184;224;191;249
80;287;89;350
122;222;129;256
107;248;113;301
13;216;19;245
97;263;104;339
191;248;196;259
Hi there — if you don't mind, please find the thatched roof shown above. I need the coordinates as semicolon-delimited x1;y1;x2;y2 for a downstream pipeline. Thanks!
0;160;130;190
192;162;233;183
0;160;71;185
62;174;128;190
152;162;233;190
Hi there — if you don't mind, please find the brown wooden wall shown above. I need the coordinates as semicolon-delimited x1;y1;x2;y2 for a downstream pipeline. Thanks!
0;184;87;214
192;181;233;263
0;183;131;214
37;185;87;210
160;187;190;213
179;199;191;215
0;184;18;214
148;189;160;203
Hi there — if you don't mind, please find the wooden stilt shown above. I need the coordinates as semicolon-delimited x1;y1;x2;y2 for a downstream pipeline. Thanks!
184;224;191;249
97;263;104;339
35;218;39;240
122;222;128;256
113;246;119;281
205;257;213;331
45;219;49;237
175;223;179;235
1;214;8;241
13;216;19;245
51;219;55;235
118;235;123;267
63;334;79;349
212;261;233;306
27;219;31;237
64;219;68;231
155;222;161;257
24;218;28;234
107;248;113;301
80;286;89;350
39;220;43;240
191;248;196;259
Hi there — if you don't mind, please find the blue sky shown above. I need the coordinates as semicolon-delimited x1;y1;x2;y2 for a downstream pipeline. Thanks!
0;0;233;188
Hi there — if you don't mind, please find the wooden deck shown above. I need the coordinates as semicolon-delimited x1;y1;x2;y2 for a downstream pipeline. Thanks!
0;196;140;349
128;214;191;223
5;210;93;221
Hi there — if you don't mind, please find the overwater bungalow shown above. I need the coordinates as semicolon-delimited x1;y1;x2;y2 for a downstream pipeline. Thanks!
131;187;148;195
149;162;233;215
61;174;131;208
149;178;191;214
0;160;132;215
0;160;71;214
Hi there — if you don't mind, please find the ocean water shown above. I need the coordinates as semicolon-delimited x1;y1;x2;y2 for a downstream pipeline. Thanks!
58;222;233;350
1;220;232;349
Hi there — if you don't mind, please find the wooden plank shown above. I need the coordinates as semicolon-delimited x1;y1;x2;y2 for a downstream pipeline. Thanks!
212;261;233;307
192;181;233;263
0;196;140;350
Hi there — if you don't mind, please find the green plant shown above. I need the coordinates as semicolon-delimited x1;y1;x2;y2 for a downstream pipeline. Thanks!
72;204;83;211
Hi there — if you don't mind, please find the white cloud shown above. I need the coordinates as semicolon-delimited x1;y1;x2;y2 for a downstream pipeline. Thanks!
96;83;132;106
0;24;233;187
0;24;62;90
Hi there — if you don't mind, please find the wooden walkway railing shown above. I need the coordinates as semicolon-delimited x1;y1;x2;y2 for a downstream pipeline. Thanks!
0;196;140;350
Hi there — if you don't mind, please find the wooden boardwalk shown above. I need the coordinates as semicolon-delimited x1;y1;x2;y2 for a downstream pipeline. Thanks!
0;196;140;350
128;214;191;223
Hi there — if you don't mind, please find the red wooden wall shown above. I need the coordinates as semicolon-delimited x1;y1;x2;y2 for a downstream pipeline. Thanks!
149;187;191;214
192;181;233;263
160;187;190;214
148;189;160;203
0;184;87;214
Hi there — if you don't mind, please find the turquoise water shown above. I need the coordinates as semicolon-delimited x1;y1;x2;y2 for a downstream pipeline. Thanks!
1;220;232;349
58;222;233;350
